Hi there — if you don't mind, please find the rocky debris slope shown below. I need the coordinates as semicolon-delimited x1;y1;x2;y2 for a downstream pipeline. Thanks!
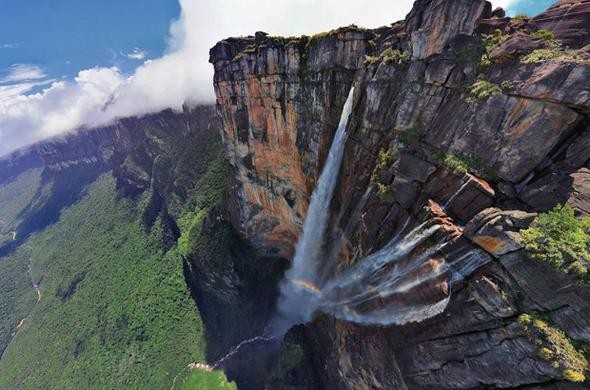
210;0;590;388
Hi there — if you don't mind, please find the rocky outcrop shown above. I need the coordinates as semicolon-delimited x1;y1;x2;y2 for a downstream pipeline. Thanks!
36;127;113;172
464;208;537;258
0;106;224;252
532;0;590;49
488;33;545;64
211;0;590;388
211;27;371;259
405;0;491;59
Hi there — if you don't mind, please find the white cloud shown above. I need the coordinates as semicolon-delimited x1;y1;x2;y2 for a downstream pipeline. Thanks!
0;79;56;102
492;0;514;9
0;0;522;157
124;48;147;61
0;43;19;49
1;64;47;83
0;67;124;155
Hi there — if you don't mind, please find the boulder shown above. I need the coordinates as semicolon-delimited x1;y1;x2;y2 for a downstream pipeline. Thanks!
489;33;545;64
424;170;495;223
391;176;421;209
405;0;490;59
395;152;437;182
491;7;505;18
464;208;537;258
520;167;590;215
532;0;590;49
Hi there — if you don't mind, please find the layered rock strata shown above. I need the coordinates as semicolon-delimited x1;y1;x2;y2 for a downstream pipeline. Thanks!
210;0;590;388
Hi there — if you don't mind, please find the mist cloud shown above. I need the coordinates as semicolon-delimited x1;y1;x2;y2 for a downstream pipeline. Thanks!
0;0;517;157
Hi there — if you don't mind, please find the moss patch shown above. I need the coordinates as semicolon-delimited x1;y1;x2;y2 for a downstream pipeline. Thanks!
177;368;237;390
522;48;587;64
465;79;503;103
518;313;588;383
432;150;497;180
365;47;410;66
520;205;590;283
277;342;304;378
307;24;372;48
371;149;396;205
530;29;555;42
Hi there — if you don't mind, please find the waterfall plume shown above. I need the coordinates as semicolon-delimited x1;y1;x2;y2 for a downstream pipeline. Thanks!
267;88;491;338
269;86;355;336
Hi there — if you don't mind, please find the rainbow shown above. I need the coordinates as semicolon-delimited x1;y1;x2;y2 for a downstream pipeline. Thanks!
343;306;360;317
293;279;321;295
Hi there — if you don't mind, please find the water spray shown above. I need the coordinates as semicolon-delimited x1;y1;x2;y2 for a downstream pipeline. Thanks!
211;86;493;369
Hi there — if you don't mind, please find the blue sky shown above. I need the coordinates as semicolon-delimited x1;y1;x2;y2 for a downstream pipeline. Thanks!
0;0;179;83
505;0;555;16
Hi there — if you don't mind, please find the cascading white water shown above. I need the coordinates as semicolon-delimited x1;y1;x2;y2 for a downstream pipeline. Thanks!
265;87;494;337
269;86;355;336
212;335;276;369
214;87;494;369
444;175;473;209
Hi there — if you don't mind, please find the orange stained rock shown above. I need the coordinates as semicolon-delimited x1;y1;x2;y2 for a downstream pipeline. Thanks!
245;76;263;98
466;173;495;197
439;223;463;239
506;100;537;139
424;257;445;273
472;235;507;255
428;199;446;217
435;280;450;296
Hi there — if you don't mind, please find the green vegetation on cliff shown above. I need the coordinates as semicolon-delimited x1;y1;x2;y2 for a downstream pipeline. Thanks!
177;131;228;257
0;173;228;389
371;149;396;204
0;168;42;245
465;80;502;103
0;168;43;355
176;368;237;390
518;313;589;382
276;342;304;378
520;205;590;282
365;48;410;66
432;150;497;180
0;248;38;357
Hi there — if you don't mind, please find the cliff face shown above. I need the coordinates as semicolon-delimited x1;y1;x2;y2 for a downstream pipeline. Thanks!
0;149;43;187
210;0;590;388
28;106;283;388
0;106;228;254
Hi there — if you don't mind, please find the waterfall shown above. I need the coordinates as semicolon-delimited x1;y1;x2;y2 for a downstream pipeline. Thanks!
444;175;473;209
214;88;496;369
269;86;355;336
212;335;277;369
264;86;492;337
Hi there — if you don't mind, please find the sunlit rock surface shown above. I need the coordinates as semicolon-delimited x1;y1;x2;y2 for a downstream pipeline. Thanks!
211;0;590;387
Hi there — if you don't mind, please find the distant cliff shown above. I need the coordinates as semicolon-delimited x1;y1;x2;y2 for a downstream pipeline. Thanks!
0;106;222;252
210;0;590;388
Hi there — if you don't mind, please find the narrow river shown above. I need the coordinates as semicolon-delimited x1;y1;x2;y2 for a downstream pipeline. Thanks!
9;246;41;339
